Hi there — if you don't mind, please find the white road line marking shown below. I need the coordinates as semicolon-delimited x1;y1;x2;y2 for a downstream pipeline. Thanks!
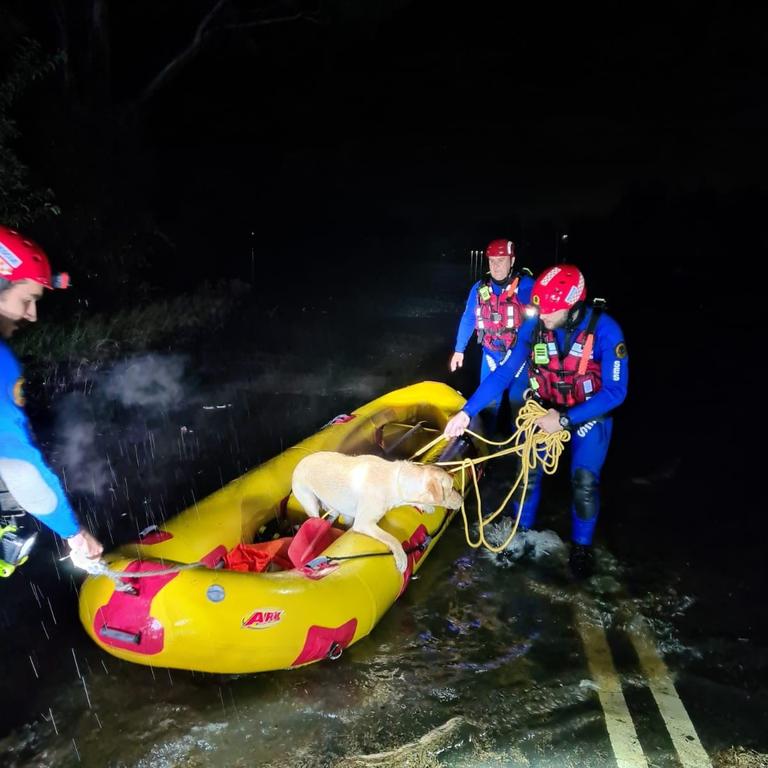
626;612;712;768
574;598;649;768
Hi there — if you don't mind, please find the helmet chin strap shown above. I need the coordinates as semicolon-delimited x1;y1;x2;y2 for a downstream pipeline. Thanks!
565;301;586;329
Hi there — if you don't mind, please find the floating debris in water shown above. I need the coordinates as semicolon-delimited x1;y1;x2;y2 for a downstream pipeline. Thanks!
714;747;768;768
336;716;468;766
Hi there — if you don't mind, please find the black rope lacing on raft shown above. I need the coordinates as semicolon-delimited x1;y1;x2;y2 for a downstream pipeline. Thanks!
316;511;453;564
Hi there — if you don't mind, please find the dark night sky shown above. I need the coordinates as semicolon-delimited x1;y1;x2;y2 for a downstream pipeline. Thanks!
142;3;768;211
4;1;768;293
115;1;766;289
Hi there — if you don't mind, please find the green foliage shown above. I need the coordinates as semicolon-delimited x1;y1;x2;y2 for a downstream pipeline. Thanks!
0;38;62;227
13;279;251;365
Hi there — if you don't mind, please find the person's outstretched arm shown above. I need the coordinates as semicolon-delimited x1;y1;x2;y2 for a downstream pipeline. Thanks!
444;317;536;436
451;282;480;371
0;435;103;558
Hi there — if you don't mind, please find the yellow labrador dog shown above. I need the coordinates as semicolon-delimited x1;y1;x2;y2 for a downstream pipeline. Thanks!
291;452;463;572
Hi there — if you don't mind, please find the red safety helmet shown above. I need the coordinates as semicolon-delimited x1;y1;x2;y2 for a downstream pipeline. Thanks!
485;239;516;260
0;225;69;289
530;264;586;314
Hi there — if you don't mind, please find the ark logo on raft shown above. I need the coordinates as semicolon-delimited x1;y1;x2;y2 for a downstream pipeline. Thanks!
242;608;284;629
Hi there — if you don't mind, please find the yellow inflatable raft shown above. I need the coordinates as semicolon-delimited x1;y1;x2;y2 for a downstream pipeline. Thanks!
78;381;481;673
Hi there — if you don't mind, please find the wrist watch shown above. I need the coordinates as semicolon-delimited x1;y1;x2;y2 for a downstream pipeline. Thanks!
558;412;571;430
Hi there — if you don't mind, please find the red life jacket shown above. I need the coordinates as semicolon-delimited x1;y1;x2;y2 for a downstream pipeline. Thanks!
529;308;602;407
474;276;525;354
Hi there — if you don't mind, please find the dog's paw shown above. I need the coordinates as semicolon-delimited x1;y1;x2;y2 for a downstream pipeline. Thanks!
394;550;409;573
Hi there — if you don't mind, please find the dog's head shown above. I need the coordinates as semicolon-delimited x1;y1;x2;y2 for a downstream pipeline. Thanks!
407;464;463;512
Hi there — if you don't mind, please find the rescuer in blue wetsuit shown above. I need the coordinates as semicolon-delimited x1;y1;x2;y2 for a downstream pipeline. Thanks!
449;239;534;428
444;264;629;578
0;225;102;569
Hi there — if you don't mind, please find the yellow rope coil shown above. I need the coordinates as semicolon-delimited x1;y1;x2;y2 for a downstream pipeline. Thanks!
411;400;569;553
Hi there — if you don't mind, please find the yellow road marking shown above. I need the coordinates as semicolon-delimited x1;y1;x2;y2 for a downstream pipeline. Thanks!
574;598;649;768
626;613;712;768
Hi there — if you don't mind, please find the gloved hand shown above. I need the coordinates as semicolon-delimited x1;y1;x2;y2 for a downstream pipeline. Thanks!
444;410;470;438
69;546;107;575
67;529;103;559
534;408;563;434
449;352;464;372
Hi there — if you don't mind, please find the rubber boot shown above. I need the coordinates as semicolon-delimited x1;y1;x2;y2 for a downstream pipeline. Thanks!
570;468;599;578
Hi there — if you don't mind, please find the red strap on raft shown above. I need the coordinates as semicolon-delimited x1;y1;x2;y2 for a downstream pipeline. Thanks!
224;539;293;572
223;519;344;573
288;518;343;569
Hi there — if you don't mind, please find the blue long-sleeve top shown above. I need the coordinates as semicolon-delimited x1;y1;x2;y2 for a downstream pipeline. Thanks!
454;274;535;353
463;307;629;425
0;341;80;537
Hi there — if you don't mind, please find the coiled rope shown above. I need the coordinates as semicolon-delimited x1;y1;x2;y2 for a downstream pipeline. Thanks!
410;399;569;553
70;401;567;583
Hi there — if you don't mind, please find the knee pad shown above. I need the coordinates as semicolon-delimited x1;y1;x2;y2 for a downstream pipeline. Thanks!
572;467;599;521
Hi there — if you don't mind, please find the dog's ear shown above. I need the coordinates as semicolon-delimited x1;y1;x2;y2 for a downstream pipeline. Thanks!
425;475;442;503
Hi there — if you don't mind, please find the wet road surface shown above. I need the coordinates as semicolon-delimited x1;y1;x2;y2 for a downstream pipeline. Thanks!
1;255;765;767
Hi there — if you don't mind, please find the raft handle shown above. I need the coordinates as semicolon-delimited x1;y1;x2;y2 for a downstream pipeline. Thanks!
327;642;343;661
99;625;141;644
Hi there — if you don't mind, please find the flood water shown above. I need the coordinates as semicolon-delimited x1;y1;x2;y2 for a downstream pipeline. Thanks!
1;255;766;767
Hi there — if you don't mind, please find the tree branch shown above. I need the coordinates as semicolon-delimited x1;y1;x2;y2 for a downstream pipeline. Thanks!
132;1;320;110
135;0;230;107
220;12;321;29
